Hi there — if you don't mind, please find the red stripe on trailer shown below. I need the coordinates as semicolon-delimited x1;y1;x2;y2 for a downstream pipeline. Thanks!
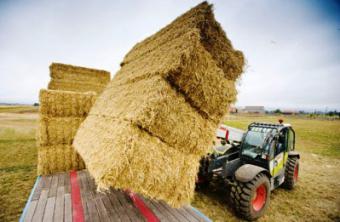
125;190;160;222
70;171;85;222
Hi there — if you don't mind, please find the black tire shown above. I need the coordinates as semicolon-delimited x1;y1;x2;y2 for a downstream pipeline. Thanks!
195;176;211;190
230;173;270;221
282;157;299;189
196;157;212;190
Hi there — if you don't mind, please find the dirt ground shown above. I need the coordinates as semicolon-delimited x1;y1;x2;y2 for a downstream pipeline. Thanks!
0;111;339;221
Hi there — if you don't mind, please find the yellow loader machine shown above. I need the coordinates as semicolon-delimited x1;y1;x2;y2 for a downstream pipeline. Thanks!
197;120;300;220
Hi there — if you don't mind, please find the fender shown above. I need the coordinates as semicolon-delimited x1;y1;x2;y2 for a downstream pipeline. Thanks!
288;151;300;159
235;164;270;183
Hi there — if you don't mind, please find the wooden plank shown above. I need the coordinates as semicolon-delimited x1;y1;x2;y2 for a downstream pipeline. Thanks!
23;200;38;222
48;175;59;197
58;172;65;187
108;190;131;222
88;174;97;193
82;170;100;222
31;178;43;201
64;193;72;222
82;170;99;221
95;196;111;222
42;175;52;189
137;195;168;222
176;207;200;222
53;186;65;222
159;201;191;222
64;172;71;193
43;197;56;221
31;190;48;222
148;200;178;222
101;195;121;222
86;195;100;222
183;206;205;222
145;198;176;222
83;171;96;198
78;171;90;221
116;191;144;222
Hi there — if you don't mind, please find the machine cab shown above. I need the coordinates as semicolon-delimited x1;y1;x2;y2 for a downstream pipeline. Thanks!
240;122;295;177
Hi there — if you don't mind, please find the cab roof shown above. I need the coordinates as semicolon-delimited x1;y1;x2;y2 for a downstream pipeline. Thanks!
248;122;291;131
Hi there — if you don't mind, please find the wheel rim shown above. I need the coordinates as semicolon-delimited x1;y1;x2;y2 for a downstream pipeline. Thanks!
252;184;267;211
294;164;299;182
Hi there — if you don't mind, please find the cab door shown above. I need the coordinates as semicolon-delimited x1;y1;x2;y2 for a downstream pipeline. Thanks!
283;128;295;164
270;129;287;176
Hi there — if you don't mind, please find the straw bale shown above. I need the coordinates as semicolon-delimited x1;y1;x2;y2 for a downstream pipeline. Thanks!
122;1;244;81
74;1;244;207
50;63;110;85
39;89;96;117
111;30;237;121
48;79;107;94
92;75;216;155
48;63;110;93
37;145;85;175
74;116;200;207
38;116;85;146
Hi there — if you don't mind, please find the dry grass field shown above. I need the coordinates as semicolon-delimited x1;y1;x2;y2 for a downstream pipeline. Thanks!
0;108;38;222
0;107;339;221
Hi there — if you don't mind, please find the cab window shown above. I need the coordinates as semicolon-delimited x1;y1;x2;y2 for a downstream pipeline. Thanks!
287;128;295;151
276;129;286;155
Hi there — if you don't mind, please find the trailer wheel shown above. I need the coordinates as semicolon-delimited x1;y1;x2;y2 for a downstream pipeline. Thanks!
230;173;270;220
282;157;299;189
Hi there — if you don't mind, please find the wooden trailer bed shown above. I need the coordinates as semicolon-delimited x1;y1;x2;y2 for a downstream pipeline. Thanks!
20;170;211;222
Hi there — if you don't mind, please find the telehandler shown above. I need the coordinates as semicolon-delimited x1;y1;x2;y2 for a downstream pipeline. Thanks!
197;120;300;220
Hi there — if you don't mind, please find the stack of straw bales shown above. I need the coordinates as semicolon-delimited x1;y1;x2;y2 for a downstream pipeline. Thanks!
37;63;111;175
74;2;244;207
48;63;110;94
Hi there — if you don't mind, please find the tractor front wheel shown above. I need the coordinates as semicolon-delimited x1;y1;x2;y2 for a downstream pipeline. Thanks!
282;157;299;189
230;173;270;220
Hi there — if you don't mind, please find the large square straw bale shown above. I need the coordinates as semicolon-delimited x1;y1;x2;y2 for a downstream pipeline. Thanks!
91;75;215;155
48;63;111;94
38;116;85;146
74;116;200;207
122;2;244;81
38;145;85;175
48;79;107;94
39;89;96;117
50;63;110;84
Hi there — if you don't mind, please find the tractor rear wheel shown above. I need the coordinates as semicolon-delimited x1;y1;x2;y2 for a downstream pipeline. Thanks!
282;157;299;189
230;173;270;220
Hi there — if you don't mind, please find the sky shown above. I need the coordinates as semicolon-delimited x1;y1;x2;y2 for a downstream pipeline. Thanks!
0;0;339;111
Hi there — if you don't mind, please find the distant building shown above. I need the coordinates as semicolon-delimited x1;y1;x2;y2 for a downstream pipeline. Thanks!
281;110;297;115
243;106;265;114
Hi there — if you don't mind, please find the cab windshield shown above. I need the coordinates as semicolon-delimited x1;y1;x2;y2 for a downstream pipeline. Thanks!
241;128;275;159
